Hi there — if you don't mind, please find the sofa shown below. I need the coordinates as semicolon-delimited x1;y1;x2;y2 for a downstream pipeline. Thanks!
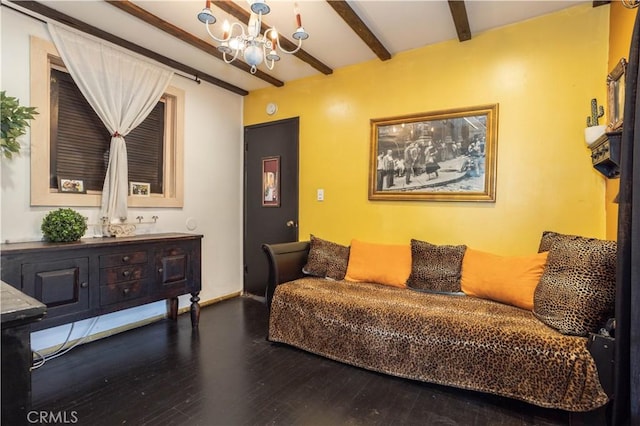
263;232;617;413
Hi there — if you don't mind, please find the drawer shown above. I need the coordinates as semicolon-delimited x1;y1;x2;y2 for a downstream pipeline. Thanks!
100;280;146;306
99;251;147;268
100;264;147;285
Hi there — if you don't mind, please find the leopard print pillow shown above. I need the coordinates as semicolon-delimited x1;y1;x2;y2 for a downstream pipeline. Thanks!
538;230;584;252
533;237;617;336
406;239;466;293
302;235;350;280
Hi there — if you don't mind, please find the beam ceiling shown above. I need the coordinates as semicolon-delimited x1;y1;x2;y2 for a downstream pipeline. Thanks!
106;0;283;87
447;0;471;42
12;0;249;95
326;0;391;61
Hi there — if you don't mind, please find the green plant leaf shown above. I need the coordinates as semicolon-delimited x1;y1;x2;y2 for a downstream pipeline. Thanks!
1;90;38;159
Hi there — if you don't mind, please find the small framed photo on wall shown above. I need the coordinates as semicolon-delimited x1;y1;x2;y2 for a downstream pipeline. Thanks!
58;178;86;193
130;182;151;197
262;156;280;207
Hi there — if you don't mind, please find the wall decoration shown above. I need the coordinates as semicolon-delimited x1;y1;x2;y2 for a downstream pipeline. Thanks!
369;104;498;202
130;182;151;197
607;57;627;131
262;156;280;207
58;178;86;193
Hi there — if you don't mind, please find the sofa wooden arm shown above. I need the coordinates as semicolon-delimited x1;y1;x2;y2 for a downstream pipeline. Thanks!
262;241;310;308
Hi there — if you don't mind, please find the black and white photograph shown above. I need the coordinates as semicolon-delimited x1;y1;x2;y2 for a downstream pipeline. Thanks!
369;104;498;202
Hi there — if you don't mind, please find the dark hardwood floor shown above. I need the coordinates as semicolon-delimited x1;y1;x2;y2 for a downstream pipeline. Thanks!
30;296;590;425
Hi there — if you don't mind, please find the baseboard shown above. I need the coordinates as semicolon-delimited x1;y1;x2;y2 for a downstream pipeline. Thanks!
35;291;243;357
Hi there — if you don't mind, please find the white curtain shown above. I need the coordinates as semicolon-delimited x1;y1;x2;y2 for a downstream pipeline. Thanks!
48;23;174;222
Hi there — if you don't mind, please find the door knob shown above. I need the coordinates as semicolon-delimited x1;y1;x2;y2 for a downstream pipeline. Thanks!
286;220;298;228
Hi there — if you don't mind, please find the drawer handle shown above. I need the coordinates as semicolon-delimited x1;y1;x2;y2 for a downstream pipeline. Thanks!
122;270;131;278
158;268;163;273
122;256;130;262
122;288;131;295
80;282;88;288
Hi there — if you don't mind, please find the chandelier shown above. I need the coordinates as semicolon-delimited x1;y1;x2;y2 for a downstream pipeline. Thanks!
622;0;639;8
197;0;309;74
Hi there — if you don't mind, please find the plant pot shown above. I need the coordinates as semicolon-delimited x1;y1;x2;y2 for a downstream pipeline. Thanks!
585;125;606;147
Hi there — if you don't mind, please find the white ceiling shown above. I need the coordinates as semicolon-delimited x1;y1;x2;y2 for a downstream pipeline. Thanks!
10;0;590;94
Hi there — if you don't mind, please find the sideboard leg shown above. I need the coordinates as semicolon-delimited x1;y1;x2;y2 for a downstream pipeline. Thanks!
167;297;178;321
190;292;201;328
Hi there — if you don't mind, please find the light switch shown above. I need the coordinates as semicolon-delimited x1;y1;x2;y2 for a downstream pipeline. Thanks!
317;189;324;201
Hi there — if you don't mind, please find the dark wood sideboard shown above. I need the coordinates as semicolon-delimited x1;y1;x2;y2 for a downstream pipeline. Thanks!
0;233;202;331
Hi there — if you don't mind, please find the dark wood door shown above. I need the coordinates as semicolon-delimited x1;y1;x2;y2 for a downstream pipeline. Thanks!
244;118;299;297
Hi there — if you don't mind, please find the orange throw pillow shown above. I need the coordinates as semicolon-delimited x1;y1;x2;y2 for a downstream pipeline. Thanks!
344;239;411;288
461;248;549;310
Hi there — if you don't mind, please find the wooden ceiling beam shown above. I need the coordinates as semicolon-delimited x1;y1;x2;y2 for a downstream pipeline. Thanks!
592;1;611;7
12;0;249;96
326;0;391;61
106;0;284;87
211;1;333;75
447;0;471;42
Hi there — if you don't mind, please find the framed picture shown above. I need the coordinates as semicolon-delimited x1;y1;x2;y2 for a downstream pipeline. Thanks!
607;57;627;132
262;156;280;207
58;178;86;193
130;182;151;197
369;104;498;202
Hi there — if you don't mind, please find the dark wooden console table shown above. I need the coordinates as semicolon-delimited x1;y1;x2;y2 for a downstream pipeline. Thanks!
0;233;202;331
1;281;46;425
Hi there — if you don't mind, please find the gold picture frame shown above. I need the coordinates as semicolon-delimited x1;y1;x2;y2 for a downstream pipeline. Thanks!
369;104;498;202
607;57;627;131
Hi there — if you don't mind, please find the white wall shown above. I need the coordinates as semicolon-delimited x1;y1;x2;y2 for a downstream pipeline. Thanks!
1;7;244;350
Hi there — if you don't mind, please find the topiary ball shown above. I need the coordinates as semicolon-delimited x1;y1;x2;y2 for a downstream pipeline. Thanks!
41;208;88;242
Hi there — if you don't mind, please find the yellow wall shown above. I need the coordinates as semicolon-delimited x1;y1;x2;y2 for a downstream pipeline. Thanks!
244;4;609;255
605;3;638;239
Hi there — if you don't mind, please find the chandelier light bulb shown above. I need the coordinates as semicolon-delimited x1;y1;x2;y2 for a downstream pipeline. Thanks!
222;20;230;40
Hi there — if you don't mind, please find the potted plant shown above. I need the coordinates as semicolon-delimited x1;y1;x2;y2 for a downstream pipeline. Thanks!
1;90;38;159
41;208;88;242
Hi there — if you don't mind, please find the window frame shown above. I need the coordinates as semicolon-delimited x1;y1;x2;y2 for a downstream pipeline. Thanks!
30;36;184;208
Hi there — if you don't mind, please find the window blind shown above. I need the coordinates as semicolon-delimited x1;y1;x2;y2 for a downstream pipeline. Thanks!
49;68;164;193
